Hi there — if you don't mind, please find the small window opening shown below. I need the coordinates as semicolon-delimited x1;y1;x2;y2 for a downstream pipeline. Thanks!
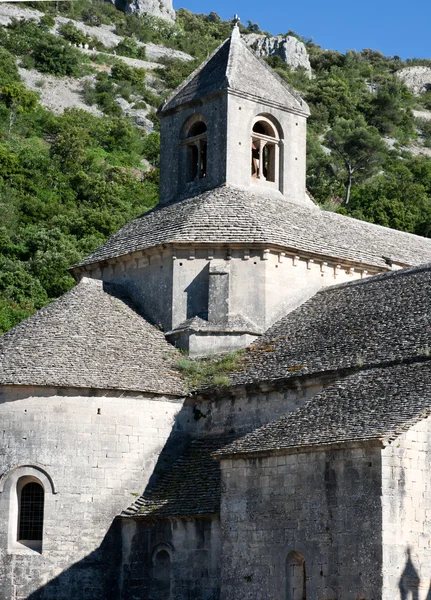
251;118;280;185
18;481;44;542
153;549;171;597
286;551;306;600
183;121;207;183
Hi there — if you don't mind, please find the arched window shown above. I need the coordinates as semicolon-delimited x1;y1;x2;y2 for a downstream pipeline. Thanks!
286;550;306;600
18;481;44;543
251;116;281;186
182;120;207;183
152;545;172;599
0;465;55;554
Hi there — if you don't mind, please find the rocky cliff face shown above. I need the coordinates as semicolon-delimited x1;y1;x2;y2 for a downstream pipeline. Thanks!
396;66;431;95
242;34;312;77
107;0;175;22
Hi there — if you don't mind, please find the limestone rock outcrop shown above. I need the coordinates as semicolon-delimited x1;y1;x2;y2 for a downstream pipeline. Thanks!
242;33;312;76
396;66;431;95
106;0;175;22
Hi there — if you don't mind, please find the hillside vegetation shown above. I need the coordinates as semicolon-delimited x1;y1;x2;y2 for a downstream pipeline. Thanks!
1;1;431;333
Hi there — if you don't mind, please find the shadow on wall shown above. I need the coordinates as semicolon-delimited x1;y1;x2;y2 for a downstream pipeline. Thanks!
186;264;209;320
24;417;191;600
398;547;431;600
26;519;122;600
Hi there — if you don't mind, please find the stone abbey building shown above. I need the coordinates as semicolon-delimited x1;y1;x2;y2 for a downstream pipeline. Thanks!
3;22;431;600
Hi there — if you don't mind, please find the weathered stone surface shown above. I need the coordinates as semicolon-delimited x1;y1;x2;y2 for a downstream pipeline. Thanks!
227;263;431;389
18;68;102;116
396;66;431;95
219;445;383;599
218;360;431;455
119;0;175;22
161;28;308;115
73;186;431;271
115;96;154;132
118;516;221;600
242;33;312;76
0;277;185;395
0;385;187;599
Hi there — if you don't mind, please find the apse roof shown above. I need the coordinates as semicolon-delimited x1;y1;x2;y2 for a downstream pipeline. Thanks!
72;186;431;272
159;26;309;115
0;278;184;395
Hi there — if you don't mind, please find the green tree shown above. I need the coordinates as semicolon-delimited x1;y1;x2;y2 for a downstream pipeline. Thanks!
0;83;38;133
325;117;386;204
32;36;82;77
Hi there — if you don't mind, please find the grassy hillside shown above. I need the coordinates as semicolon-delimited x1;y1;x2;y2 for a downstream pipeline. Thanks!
1;1;431;333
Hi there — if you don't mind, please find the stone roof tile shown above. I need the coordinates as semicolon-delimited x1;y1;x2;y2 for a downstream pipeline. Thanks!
228;263;431;388
217;360;431;455
0;278;185;395
122;436;234;518
160;27;308;114
72;187;431;271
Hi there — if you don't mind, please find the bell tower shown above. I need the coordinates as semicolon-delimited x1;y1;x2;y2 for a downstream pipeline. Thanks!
157;19;312;207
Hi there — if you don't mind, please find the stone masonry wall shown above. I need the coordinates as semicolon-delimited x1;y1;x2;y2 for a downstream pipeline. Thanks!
119;516;221;600
159;95;228;206
0;385;186;600
191;377;329;437
91;244;367;339
226;93;308;206
219;444;383;599
382;415;431;600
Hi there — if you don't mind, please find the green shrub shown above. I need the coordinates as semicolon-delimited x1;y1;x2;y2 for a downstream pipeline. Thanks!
0;47;20;84
177;351;244;390
32;36;83;77
58;21;92;46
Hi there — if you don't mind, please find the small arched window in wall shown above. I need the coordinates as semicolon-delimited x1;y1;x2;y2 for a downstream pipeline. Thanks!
183;120;207;183
18;479;44;545
251;116;281;187
0;464;55;554
286;550;306;600
152;546;172;599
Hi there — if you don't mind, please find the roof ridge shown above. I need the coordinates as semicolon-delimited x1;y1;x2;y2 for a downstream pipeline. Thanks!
233;32;308;109
158;37;230;114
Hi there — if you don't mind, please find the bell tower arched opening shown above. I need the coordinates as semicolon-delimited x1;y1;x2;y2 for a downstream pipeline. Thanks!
251;115;282;189
181;118;207;184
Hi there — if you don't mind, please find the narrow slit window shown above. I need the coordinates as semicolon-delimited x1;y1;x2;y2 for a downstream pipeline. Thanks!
18;481;44;542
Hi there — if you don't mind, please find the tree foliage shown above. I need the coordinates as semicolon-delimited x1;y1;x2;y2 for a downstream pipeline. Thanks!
1;1;431;334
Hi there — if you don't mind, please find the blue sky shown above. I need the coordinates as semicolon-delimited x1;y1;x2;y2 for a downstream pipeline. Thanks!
174;0;431;60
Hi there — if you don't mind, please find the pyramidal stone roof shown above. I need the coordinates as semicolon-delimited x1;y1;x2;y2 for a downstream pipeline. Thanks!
159;25;309;115
0;278;185;395
227;263;431;389
73;186;431;271
216;360;431;456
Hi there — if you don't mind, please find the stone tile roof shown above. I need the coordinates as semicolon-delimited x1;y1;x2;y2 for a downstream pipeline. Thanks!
122;436;234;518
216;360;431;456
228;264;431;388
0;278;185;395
72;187;431;271
159;27;308;115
